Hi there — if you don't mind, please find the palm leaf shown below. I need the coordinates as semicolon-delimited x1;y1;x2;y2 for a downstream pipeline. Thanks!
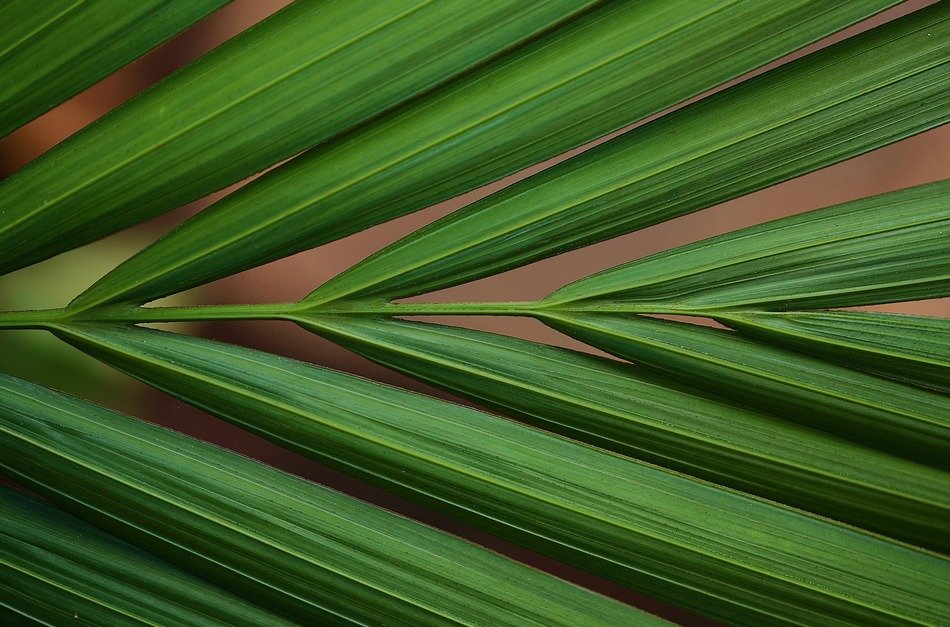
0;486;289;626
721;311;950;393
296;314;950;550
544;313;949;467
0;373;644;625
48;324;950;624
545;181;949;311
300;5;949;305
67;1;902;310
0;0;596;274
0;1;946;623
0;0;227;137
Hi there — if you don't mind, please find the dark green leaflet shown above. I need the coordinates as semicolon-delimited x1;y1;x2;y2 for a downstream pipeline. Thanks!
51;324;950;625
0;0;227;137
0;486;289;626
298;315;950;552
0;0;597;276
546;181;950;311
302;4;949;305
68;1;900;311
544;313;950;469
719;310;950;394
0;372;649;626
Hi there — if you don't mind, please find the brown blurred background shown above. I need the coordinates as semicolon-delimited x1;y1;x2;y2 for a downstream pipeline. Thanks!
0;1;946;622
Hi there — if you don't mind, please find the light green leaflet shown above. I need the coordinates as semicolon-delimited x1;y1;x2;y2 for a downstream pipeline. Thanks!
544;313;950;469
0;0;597;275
0;0;227;137
302;4;950;305
0;373;648;626
68;1;900;311
720;311;950;393
51;325;950;625
0;486;288;626
299;315;950;552
546;180;950;310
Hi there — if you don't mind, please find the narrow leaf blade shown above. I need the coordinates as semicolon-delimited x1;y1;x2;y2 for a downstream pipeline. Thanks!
299;315;950;551
303;4;950;304
544;313;950;468
547;181;950;310
0;486;287;626
52;324;950;625
720;311;950;393
0;373;646;626
0;0;227;137
69;1;901;310
0;0;595;274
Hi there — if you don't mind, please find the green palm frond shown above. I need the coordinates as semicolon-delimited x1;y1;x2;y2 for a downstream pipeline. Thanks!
0;0;228;137
42;324;948;623
0;1;947;624
0;374;645;625
0;485;290;626
295;314;949;550
722;311;950;392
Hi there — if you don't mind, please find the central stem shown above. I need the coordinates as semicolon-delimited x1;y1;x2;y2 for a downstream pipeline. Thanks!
0;300;690;329
0;308;68;330
314;301;542;317
89;302;304;323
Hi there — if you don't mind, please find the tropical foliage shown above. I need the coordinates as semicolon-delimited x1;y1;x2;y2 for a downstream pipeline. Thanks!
0;1;947;624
